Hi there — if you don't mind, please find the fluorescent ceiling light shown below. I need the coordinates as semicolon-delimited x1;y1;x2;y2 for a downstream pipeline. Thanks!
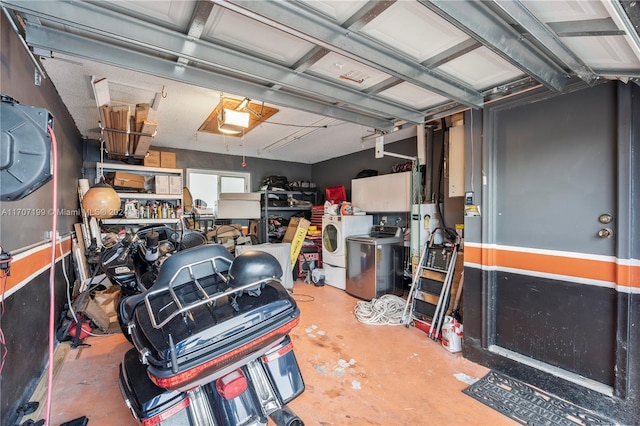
218;108;250;133
237;98;250;110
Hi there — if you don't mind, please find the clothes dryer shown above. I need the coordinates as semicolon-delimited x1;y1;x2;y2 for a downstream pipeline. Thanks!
321;214;372;290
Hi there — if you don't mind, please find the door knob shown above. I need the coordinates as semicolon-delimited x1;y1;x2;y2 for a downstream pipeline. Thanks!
598;228;612;238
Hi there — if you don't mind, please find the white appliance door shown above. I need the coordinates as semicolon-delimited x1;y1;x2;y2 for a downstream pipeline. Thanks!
322;221;343;264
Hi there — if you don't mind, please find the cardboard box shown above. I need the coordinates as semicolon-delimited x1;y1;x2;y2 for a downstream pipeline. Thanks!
169;176;182;195
160;151;176;168
106;171;146;190
248;220;259;236
155;175;169;194
144;150;161;167
282;217;310;270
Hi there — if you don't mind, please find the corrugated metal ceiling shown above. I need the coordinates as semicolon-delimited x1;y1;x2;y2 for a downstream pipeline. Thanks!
2;0;639;163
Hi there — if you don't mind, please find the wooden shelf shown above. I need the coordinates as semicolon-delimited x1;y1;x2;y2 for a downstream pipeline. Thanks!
265;207;312;212
101;218;180;225
97;162;181;176
117;192;182;200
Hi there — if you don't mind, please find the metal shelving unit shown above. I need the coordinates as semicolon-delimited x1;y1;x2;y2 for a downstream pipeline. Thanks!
261;189;316;243
97;162;183;226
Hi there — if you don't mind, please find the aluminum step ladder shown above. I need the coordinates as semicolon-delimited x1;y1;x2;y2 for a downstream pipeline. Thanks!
401;243;458;340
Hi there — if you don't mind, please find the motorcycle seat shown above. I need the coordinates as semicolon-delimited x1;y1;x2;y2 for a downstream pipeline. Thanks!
120;244;233;325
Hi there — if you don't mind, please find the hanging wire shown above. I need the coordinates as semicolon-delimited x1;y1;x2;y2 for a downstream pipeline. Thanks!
261;121;348;129
0;262;10;373
44;125;59;426
241;128;247;167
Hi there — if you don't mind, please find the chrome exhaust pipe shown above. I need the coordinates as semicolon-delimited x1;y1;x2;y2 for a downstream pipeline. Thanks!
269;405;304;426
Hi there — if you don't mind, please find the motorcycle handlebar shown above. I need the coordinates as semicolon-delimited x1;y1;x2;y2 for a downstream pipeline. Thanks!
117;234;139;263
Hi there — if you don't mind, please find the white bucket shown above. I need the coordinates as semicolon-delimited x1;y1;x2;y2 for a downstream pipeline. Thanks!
311;268;325;286
441;316;463;353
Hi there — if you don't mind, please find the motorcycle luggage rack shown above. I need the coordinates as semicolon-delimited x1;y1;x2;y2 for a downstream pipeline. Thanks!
143;255;282;330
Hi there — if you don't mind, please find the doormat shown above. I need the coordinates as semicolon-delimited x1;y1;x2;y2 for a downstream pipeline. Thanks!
463;370;613;426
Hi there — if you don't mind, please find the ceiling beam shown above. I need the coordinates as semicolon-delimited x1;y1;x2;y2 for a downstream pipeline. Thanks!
362;77;403;96
420;0;570;92
3;0;424;123
186;1;214;39
491;0;598;85
211;0;484;108
177;1;215;65
24;24;396;130
546;18;625;37
270;46;329;91
342;0;396;32
422;38;482;69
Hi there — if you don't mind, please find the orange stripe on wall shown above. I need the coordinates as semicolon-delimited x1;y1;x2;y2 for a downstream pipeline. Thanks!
464;245;640;289
498;249;616;282
617;264;640;288
4;239;72;293
465;246;482;265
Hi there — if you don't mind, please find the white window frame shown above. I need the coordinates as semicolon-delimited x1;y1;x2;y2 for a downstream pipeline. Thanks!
185;168;251;214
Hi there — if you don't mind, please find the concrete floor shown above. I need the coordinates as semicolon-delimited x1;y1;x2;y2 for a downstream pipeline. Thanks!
41;281;516;426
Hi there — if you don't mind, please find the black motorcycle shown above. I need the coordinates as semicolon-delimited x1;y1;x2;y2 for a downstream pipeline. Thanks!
112;242;305;425
100;225;208;297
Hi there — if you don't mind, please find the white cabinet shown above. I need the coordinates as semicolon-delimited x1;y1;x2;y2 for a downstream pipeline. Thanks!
96;162;183;225
448;125;465;197
351;171;411;212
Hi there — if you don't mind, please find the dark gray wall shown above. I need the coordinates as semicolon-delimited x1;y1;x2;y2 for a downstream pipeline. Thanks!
85;132;466;233
463;109;483;244
1;12;84;426
168;146;312;192
311;137;416;202
82;141;313;194
311;131;464;232
1;22;83;250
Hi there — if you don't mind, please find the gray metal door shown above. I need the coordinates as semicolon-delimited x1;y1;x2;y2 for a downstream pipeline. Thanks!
486;84;618;389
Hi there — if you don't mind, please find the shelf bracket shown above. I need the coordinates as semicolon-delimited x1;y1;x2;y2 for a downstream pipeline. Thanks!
374;136;417;161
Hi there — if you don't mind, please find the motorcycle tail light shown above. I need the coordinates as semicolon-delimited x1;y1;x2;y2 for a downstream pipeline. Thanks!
216;368;248;400
261;340;294;363
141;397;190;426
150;316;300;390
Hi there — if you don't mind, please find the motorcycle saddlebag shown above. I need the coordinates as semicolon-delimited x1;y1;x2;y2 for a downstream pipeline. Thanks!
119;348;193;424
260;335;305;404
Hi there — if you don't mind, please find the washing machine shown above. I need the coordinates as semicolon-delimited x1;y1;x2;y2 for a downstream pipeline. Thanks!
322;214;373;290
